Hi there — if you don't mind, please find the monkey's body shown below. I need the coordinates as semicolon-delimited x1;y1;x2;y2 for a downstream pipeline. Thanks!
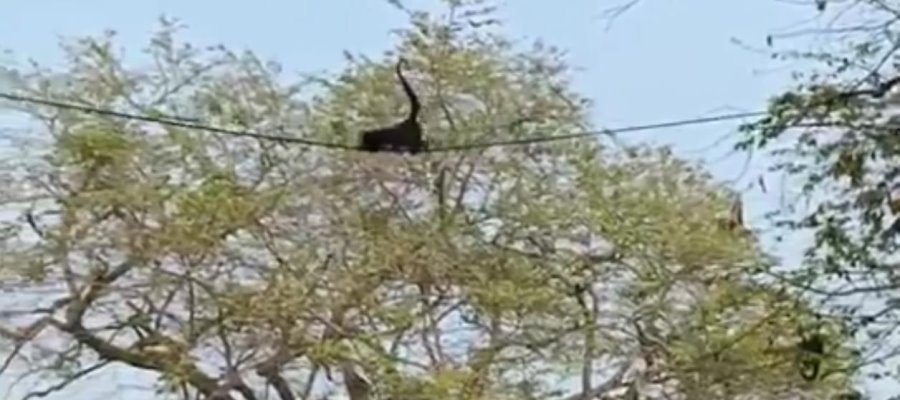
360;120;424;153
797;333;824;381
359;58;426;154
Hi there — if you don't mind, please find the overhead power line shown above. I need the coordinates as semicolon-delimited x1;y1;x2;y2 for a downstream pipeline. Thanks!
436;111;766;151
0;92;356;150
0;91;767;152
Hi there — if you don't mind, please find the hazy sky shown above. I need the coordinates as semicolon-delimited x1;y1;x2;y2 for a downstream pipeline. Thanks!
0;0;893;398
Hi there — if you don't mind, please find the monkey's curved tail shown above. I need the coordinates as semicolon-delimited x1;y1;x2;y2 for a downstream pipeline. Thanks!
396;58;420;122
799;360;820;381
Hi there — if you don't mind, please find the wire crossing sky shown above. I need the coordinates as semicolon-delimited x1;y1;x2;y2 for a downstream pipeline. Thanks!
0;92;767;152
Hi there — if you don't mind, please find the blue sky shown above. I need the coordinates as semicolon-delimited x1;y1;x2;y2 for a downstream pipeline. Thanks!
0;0;894;398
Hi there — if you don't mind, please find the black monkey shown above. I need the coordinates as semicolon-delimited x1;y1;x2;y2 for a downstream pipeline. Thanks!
797;328;825;381
358;58;426;154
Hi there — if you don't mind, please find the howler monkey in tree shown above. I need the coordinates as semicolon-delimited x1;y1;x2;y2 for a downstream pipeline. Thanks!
358;58;426;154
797;327;825;381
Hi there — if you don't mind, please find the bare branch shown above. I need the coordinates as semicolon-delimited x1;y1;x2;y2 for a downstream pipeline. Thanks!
340;361;372;400
0;316;53;377
49;319;226;398
595;0;640;31
255;345;306;400
22;361;109;400
563;360;632;400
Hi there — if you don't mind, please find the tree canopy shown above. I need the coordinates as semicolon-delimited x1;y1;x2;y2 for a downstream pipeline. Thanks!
734;0;900;388
0;1;863;399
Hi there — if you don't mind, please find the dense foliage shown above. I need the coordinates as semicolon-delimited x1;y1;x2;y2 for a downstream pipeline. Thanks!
0;1;861;399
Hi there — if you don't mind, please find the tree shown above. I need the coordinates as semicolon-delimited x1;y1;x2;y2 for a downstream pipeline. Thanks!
0;1;859;399
736;0;900;389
